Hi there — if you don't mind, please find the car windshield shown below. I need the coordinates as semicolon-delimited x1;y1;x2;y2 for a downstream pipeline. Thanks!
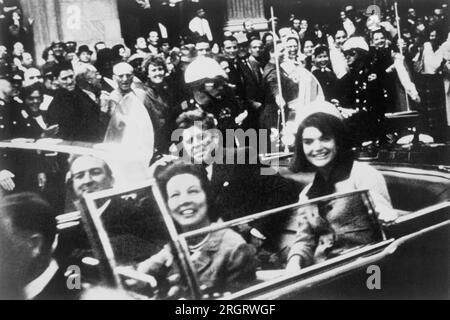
81;185;384;300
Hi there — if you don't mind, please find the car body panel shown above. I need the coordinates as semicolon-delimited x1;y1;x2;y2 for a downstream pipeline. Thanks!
1;140;448;299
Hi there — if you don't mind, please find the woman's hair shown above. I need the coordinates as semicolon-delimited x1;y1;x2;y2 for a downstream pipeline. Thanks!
290;112;354;173
41;46;52;61
155;161;218;222
303;39;315;48
370;29;388;41
142;54;168;76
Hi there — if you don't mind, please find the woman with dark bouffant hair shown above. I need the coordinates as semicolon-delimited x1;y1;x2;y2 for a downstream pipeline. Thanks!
289;111;354;175
285;108;397;274
138;161;257;294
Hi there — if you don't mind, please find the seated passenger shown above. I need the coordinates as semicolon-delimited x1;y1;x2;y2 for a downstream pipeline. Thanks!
138;162;257;294
285;108;398;273
62;155;162;265
0;192;81;300
159;109;302;244
68;155;115;204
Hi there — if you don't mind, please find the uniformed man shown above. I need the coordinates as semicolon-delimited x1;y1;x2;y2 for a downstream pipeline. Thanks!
1;79;54;196
0;75;17;193
338;36;387;146
0;75;13;137
182;56;247;135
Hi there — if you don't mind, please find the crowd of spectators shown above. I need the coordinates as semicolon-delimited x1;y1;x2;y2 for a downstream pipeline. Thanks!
1;3;449;153
1;1;449;300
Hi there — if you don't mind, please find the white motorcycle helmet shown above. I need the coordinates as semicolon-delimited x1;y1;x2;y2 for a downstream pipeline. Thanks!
184;56;228;84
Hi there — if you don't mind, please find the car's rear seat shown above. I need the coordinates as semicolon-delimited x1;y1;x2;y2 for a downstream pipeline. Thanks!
280;164;450;214
375;166;450;213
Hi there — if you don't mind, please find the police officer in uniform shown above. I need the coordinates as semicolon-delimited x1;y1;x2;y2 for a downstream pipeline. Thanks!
0;77;52;196
0;75;17;193
338;37;387;146
181;57;247;135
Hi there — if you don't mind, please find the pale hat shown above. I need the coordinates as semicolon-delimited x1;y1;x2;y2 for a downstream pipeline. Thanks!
296;100;343;126
184;56;228;84
342;36;369;52
282;100;343;146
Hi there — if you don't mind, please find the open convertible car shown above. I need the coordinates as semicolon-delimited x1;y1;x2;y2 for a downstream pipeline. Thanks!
0;139;448;299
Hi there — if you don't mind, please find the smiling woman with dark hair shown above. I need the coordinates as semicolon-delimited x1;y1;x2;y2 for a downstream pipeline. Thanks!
139;161;257;293
285;109;398;273
142;54;174;154
155;161;218;226
290;111;353;174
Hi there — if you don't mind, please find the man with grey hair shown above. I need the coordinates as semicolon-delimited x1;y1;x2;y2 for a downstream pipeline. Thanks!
75;64;111;127
47;62;105;142
75;64;102;104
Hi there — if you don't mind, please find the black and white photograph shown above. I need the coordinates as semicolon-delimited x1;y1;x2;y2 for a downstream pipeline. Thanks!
0;0;449;303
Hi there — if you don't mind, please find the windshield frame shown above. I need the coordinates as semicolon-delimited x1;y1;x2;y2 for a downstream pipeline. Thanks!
81;179;202;299
80;179;386;300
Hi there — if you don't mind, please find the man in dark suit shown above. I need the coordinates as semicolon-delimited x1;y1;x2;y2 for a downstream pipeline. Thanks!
239;39;266;130
46;62;105;143
0;192;81;300
221;36;266;131
62;155;164;266
222;36;246;99
168;109;302;242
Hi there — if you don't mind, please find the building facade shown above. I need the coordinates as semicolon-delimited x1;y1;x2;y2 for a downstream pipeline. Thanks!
20;0;428;63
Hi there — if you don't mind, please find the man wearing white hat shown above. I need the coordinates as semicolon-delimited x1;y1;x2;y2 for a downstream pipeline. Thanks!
337;37;387;146
181;56;247;134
